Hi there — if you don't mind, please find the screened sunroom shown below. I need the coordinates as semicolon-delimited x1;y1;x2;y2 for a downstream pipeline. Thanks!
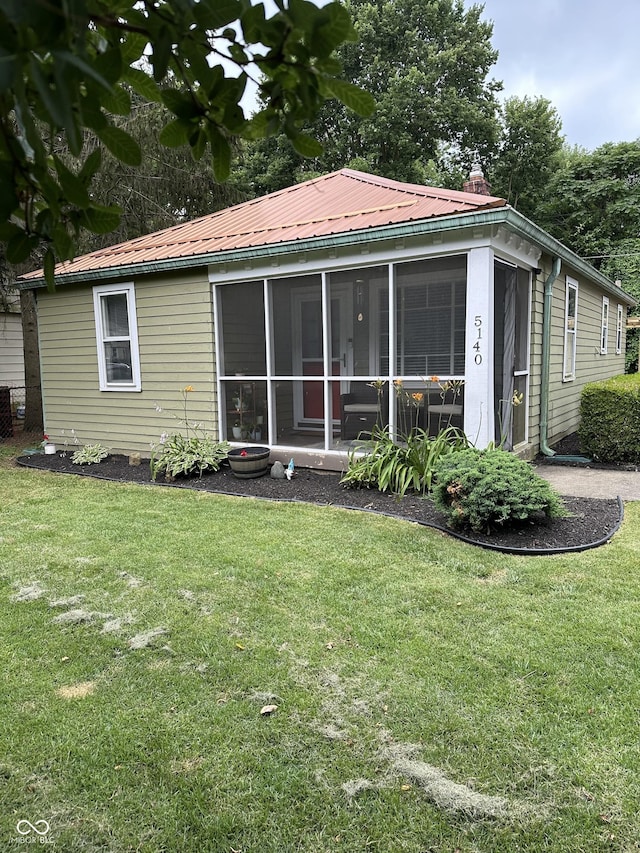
214;254;468;452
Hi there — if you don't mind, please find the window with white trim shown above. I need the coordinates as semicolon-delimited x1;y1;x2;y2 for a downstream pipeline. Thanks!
616;303;624;354
563;277;578;381
601;296;609;354
93;283;141;391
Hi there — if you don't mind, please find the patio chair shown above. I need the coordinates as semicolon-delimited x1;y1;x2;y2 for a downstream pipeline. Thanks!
340;381;387;440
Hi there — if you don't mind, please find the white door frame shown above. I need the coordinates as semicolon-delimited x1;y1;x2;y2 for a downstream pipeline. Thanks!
292;284;352;428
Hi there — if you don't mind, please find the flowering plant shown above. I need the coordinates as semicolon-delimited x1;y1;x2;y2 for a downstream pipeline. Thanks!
150;385;230;480
40;433;50;448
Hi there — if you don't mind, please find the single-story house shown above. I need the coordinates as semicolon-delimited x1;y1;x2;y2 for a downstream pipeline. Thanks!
18;168;635;468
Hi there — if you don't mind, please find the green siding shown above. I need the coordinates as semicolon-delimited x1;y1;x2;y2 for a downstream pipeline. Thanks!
524;255;627;456
38;269;217;455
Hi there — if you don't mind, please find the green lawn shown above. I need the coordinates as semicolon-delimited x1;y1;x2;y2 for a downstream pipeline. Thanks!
1;461;639;852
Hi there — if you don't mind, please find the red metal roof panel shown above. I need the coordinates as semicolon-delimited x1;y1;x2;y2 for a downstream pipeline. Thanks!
21;169;506;280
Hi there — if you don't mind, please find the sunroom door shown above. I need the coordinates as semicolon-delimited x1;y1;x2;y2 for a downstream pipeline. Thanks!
293;289;350;428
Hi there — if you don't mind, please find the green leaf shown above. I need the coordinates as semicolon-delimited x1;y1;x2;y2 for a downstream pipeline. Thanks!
0;48;16;91
123;67;162;103
161;88;199;120
52;224;74;261
0;221;22;242
290;132;323;159
152;29;173;82
207;126;231;181
81;204;122;234
43;248;56;290
158;118;191;148
91;48;123;87
120;33;148;66
78;147;103;184
28;56;66;127
6;231;39;264
53;156;90;208
190;129;207;162
96;125;142;166
322;77;376;116
53;50;112;92
0;162;18;221
240;3;266;44
101;84;131;116
309;2;355;58
193;0;242;30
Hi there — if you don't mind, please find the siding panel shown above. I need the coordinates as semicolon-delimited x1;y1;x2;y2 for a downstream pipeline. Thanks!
38;269;217;454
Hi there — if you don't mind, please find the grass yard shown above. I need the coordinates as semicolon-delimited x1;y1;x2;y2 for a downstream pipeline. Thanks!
1;458;639;852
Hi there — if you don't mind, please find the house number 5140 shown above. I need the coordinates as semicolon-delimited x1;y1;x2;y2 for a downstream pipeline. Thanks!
473;315;483;365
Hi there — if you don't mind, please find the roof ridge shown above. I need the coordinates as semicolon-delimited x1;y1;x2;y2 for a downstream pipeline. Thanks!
338;168;503;204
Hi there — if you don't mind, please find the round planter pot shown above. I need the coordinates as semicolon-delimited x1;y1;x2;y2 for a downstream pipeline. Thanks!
227;446;270;479
44;443;56;455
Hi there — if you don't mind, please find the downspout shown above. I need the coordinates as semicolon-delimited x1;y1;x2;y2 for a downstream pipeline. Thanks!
539;257;561;456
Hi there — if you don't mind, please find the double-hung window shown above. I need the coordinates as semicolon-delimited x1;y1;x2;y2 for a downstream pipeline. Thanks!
601;296;609;354
616;303;624;354
563;277;578;381
93;283;141;391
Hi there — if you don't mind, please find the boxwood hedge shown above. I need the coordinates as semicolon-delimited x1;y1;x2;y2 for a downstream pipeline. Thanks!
578;374;640;463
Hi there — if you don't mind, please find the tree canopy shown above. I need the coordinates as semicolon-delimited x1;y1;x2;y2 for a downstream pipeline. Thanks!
0;0;374;284
236;0;502;193
488;95;564;219
536;141;640;269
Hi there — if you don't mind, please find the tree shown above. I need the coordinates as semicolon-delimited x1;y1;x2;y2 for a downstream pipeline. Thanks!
236;0;502;193
0;0;374;284
537;141;640;266
71;98;251;255
0;248;43;432
536;140;640;373
488;95;564;219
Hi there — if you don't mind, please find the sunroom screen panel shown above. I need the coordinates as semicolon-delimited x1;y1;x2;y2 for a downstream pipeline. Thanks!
219;281;266;375
395;256;467;377
271;274;321;376
328;266;388;376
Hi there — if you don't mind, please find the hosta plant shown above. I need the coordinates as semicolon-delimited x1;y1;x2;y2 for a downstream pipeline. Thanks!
71;444;109;465
150;433;230;481
150;384;230;480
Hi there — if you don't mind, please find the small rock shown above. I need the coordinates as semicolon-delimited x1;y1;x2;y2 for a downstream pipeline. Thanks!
270;461;285;479
128;453;141;466
260;704;278;716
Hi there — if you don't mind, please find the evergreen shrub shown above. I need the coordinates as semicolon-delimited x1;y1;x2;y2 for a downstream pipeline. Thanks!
578;374;640;463
432;448;565;533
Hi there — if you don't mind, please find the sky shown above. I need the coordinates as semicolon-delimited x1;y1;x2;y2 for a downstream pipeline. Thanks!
474;0;640;151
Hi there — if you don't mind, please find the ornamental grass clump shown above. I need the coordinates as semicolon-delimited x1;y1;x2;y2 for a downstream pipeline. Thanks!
432;447;565;533
340;425;469;497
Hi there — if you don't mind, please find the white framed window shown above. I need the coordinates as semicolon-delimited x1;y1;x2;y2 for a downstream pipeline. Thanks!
93;282;141;391
616;303;624;354
563;277;578;381
601;296;609;354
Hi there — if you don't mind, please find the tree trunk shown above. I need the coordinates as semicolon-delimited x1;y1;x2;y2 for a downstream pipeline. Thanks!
19;289;44;433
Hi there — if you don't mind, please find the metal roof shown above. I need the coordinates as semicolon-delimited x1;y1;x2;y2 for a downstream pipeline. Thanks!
20;168;506;282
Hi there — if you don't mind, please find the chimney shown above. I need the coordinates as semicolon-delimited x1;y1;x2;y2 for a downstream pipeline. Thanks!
463;160;492;196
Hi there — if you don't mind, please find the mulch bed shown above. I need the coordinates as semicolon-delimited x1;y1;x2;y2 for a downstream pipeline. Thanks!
16;449;623;555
